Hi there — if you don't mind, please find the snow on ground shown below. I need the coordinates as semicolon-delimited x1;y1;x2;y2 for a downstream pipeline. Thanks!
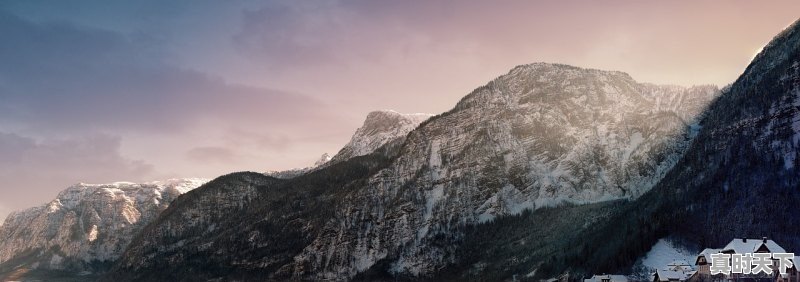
639;239;696;270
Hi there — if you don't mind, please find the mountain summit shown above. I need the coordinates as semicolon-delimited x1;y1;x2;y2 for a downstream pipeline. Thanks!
265;110;432;179
330;110;434;163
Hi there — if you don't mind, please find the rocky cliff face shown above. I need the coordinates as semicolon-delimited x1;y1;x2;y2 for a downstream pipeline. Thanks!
0;178;207;274
108;63;719;281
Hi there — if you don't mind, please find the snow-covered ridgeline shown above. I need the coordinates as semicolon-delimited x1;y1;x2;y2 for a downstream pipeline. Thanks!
0;178;208;271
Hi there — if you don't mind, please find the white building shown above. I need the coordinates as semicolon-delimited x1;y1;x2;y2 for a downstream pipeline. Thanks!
653;259;696;282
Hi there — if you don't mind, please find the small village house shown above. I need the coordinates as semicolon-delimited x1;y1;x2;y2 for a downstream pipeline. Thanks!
653;260;696;282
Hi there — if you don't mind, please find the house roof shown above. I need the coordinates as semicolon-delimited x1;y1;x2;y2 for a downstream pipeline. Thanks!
667;260;692;267
584;274;628;282
698;248;721;257
695;248;722;264
654;269;695;282
722;238;786;254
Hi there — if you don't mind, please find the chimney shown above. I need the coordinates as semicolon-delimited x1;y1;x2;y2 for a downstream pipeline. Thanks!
743;238;747;243
763;237;768;243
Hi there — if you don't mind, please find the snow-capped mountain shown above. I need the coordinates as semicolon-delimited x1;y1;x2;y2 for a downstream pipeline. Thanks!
0;178;208;275
330;110;433;163
265;111;432;179
106;63;718;281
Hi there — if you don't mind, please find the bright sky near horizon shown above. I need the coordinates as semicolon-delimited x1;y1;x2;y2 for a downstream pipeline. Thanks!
0;0;799;222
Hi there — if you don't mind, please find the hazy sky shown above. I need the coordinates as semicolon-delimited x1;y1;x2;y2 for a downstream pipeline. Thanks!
0;0;798;222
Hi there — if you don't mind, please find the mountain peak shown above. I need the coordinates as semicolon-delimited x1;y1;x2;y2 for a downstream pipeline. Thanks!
330;110;433;162
314;153;332;167
264;111;432;179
